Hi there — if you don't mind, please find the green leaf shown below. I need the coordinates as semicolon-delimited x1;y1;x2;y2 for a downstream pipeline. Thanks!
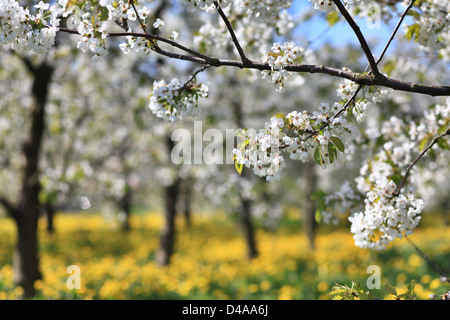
406;9;420;18
330;136;345;152
407;280;416;297
313;145;322;165
315;210;322;223
418;137;430;151
99;7;109;21
326;12;340;27
235;161;243;175
385;283;397;296
382;60;396;77
437;137;450;150
405;23;420;42
328;142;337;163
274;112;285;119
311;189;327;200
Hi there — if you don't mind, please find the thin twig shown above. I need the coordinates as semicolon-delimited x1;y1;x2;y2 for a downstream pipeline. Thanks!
364;0;417;73
130;0;148;34
376;0;417;66
395;128;450;196
332;0;380;77
405;236;450;282
213;1;251;66
180;65;211;93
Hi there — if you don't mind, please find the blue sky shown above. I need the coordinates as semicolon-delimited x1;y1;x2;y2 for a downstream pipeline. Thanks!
288;1;414;57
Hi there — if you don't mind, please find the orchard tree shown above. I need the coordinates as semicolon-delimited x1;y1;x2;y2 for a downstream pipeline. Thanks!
1;0;449;298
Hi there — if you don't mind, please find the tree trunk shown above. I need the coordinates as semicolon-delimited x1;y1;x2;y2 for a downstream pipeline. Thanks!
302;161;317;250
45;202;55;234
13;62;53;298
231;99;259;260
120;186;132;232
156;138;180;267
238;196;258;259
181;180;192;228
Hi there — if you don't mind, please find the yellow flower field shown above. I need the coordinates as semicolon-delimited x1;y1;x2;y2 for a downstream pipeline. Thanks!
0;212;449;300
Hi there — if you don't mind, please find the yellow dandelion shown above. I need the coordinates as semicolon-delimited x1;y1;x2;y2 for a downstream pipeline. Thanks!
420;274;432;285
396;273;407;284
429;278;441;290
407;254;422;268
260;280;271;292
317;281;329;292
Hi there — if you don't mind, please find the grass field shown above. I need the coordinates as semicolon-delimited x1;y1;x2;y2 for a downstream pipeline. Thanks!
0;211;449;300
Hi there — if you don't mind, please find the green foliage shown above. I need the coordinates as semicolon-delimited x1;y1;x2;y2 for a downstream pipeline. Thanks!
311;189;327;223
405;23;421;42
385;280;417;300
313;145;323;166
330;280;418;300
330;136;345;153
329;281;375;300
326;12;340;27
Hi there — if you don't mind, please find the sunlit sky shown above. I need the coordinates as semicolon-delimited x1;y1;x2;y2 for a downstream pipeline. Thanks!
289;0;414;56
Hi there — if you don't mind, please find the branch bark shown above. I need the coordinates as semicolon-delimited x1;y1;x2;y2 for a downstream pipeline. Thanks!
405;236;450;283
56;28;450;96
332;0;380;77
213;1;251;66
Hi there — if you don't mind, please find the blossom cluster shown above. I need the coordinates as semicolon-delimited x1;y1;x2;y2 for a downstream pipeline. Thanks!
184;0;229;12
119;36;154;55
348;0;450;61
185;0;292;20
404;1;450;61
233;0;292;20
308;0;337;13
336;80;390;123
0;0;60;54
261;42;305;92
349;178;423;251
60;0;156;58
148;78;209;122
233;102;353;182
320;98;449;250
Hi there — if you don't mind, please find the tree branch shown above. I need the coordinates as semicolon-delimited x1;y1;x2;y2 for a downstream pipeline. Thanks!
0;196;19;221
332;0;380;77
56;28;450;96
213;1;251;66
395;128;450;196
405;236;450;283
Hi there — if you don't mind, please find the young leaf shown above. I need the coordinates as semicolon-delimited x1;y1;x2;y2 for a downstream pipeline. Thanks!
405;23;420;42
235;161;243;175
437;138;450;150
326;12;340;27
385;283;397;296
311;189;327;200
328;143;337;163
330;136;345;152
315;210;322;223
313;145;322;165
274;112;285;119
